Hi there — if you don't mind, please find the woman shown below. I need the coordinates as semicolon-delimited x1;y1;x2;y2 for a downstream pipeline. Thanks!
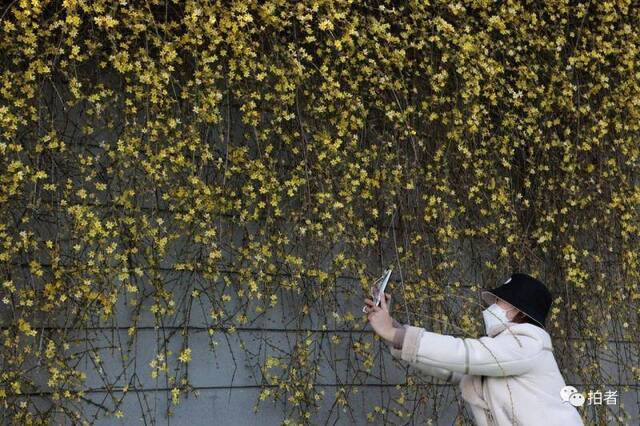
364;272;584;425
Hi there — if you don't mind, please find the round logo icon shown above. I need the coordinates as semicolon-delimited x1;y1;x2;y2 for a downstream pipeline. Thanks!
560;385;584;407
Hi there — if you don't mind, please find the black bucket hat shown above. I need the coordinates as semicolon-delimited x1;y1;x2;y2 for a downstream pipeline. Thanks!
481;273;552;329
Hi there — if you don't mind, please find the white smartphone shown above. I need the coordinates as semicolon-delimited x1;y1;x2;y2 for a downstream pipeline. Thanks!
363;266;393;313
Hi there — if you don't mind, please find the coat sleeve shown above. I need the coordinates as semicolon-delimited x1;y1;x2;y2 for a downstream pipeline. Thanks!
388;335;464;385
396;325;545;377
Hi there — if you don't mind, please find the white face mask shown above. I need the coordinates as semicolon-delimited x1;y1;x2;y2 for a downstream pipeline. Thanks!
482;303;516;335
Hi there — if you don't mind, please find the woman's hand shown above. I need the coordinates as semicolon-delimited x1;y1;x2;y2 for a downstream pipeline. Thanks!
364;292;396;343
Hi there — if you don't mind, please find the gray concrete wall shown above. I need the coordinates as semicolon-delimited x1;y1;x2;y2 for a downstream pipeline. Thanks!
7;240;638;425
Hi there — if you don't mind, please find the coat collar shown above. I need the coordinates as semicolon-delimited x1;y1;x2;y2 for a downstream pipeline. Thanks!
489;321;554;351
486;321;514;337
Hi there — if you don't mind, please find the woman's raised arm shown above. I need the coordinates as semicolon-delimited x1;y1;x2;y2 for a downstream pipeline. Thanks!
393;325;545;377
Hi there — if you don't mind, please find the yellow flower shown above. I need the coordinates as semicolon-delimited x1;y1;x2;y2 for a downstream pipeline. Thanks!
178;348;192;363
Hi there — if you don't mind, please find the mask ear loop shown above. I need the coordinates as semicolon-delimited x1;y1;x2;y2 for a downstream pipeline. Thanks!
484;303;516;330
491;296;518;321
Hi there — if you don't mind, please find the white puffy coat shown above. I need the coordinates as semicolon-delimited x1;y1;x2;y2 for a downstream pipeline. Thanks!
390;321;584;425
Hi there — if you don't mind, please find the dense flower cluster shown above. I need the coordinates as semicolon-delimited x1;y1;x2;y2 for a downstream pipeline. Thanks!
1;0;638;424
